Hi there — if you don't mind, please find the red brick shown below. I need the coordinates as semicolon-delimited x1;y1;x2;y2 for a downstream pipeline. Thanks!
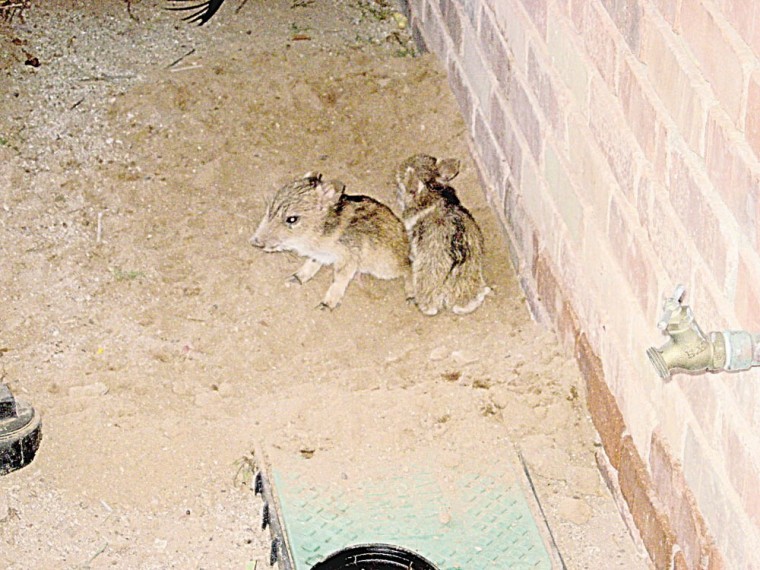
642;191;695;285
608;198;654;314
527;44;565;138
438;0;462;51
640;14;709;154
679;381;719;444
705;109;759;245
600;0;643;53
447;59;474;127
725;371;759;438
461;33;492;111
747;70;760;162
536;248;564;315
649;431;679;521
722;0;760;65
722;417;753;509
707;544;727;570
461;0;478;28
478;5;512;88
757;196;760;254
518;0;547;39
683;428;746;567
485;0;527;70
571;1;618;88
490;93;523;186
742;460;760;539
576;333;625;470
589;77;640;200
668;146;730;286
652;116;670;184
650;431;719;570
619;56;658;162
504;187;531;266
544;144;585;239
684;427;760;568
635;169;654;234
510;79;543;163
419;0;446;57
619;435;677;570
735;252;760;331
472;110;507;189
567;114;616;214
653;0;680;29
558;299;581;351
679;0;750;124
673;550;688;570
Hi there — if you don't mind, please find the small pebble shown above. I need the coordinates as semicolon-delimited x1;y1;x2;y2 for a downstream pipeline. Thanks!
557;496;593;525
194;391;222;407
451;350;478;364
68;382;109;397
428;347;448;361
0;494;10;522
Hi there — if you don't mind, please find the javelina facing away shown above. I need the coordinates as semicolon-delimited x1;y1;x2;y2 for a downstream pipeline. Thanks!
251;173;412;310
395;154;490;316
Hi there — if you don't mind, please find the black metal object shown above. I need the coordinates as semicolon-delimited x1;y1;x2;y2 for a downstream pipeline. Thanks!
254;470;264;495
0;384;42;475
270;537;281;566
310;544;440;570
165;0;227;25
253;461;294;570
262;501;270;530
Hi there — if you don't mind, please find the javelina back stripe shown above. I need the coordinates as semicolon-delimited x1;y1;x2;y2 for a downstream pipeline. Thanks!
433;183;461;207
323;202;342;234
449;216;469;271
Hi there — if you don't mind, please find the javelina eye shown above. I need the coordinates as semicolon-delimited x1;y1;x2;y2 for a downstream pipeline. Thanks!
285;215;300;226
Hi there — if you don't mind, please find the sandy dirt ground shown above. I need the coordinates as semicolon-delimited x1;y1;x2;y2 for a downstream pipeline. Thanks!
0;1;650;568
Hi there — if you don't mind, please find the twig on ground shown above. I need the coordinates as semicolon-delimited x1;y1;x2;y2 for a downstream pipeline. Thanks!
96;212;103;243
80;74;135;82
169;64;203;73
124;0;139;22
0;0;30;23
80;541;108;568
167;47;196;69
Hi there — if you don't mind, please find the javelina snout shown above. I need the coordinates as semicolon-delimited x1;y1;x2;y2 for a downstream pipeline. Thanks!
250;233;264;248
250;215;277;250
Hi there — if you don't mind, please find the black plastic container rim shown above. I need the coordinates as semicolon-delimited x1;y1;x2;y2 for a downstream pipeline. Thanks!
310;543;440;570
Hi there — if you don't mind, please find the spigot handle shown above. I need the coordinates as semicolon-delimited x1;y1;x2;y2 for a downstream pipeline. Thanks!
657;285;687;330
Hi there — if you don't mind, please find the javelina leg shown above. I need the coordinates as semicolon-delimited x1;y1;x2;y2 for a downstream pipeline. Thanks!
403;270;415;302
412;270;441;316
321;259;359;309
290;258;322;284
452;286;491;315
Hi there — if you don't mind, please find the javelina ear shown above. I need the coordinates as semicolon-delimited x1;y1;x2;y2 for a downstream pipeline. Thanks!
303;171;323;186
436;158;460;182
316;179;345;208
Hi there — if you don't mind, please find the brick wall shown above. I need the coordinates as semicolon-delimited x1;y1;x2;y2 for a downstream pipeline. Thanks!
406;0;760;567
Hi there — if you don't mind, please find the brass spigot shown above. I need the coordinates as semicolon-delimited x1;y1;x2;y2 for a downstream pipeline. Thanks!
647;286;760;379
646;286;726;379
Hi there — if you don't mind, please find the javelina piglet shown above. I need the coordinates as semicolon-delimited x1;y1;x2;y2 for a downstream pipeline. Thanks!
395;154;491;316
251;173;413;310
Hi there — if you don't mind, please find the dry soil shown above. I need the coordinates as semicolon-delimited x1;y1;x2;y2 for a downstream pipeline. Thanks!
0;1;649;568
